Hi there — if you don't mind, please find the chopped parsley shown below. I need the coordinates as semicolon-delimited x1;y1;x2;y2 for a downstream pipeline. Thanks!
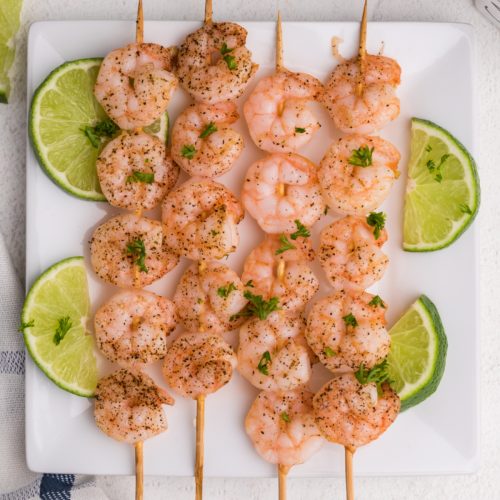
245;280;254;288
18;320;34;332
290;219;310;240
257;351;272;375
126;171;154;184
343;313;358;328
126;238;148;273
220;43;237;70
354;359;392;395
275;234;296;255
81;119;118;148
231;291;280;321
295;127;306;134
181;144;196;159
217;282;237;298
348;145;374;167
366;211;386;240
425;145;432;153
368;295;386;308
323;346;336;358
426;154;450;183
459;203;472;215
220;42;233;55
280;411;291;423
199;122;218;139
53;316;72;345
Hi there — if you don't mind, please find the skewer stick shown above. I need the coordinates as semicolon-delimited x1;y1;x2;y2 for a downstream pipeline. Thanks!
345;446;356;500
276;11;284;71
278;464;290;500
136;0;144;44
135;441;144;500
195;394;206;500
356;0;368;97
204;0;213;25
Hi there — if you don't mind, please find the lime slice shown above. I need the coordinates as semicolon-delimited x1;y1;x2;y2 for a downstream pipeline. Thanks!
0;0;23;103
403;118;480;251
144;111;169;144
386;295;447;411
21;257;98;397
29;58;108;201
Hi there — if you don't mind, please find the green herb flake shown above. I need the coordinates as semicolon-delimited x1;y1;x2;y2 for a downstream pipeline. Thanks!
245;280;254;288
425;145;432;153
126;171;154;184
18;320;35;332
199;122;218;139
426;154;450;183
81;119;118;148
220;42;233;55
295;127;306;134
275;234;296;255
181;144;196;159
217;282;237;298
368;295;386;308
354;359;392;395
366;211;386;240
280;411;291;423
348;145;374;167
223;54;238;70
459;203;472;215
126;238;148;273
53;316;72;346
343;313;358;328
235;291;281;321
290;219;310;240
323;346;336;358
257;351;272;375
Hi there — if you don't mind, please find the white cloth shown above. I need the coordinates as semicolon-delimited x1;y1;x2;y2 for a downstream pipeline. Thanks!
1;0;500;499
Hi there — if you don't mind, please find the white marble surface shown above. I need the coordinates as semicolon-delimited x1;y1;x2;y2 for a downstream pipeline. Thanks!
1;0;499;498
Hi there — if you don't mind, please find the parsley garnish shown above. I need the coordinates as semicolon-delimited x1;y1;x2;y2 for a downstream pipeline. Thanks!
245;280;254;288
217;282;237;298
53;316;72;345
210;230;219;237
459;203;472;215
348;145;374;167
18;320;34;332
220;42;232;55
323;346;336;357
81;119;118;148
295;127;306;134
280;411;291;423
290;219;310;240
343;313;358;328
126;238;148;273
426;154;450;183
366;211;386;240
199;122;218;139
275;234;296;255
126;171;154;184
181;144;196;159
220;44;237;70
258;351;272;375
425;145;432;153
354;360;392;395
368;295;386;308
233;291;280;321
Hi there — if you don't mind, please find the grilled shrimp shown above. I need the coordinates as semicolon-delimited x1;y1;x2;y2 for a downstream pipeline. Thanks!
94;290;176;367
241;234;319;313
90;214;179;288
245;389;323;467
95;43;177;130
162;332;237;399
237;312;312;391
305;291;390;372
171;101;243;178
243;70;322;153
174;261;248;334
94;369;174;444
322;54;401;134
97;131;179;211
318;135;400;216
318;215;388;292
176;22;258;104
313;373;400;449
161;178;244;260
241;153;325;234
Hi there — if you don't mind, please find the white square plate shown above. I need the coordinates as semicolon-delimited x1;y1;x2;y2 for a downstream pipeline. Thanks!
26;20;479;476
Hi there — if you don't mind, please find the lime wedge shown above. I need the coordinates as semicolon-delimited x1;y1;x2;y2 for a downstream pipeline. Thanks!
21;257;98;397
144;111;169;144
386;295;447;411
0;0;23;103
403;118;479;251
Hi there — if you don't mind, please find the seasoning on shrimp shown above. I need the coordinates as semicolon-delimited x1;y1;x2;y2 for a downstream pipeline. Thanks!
94;43;177;130
94;290;176;367
171;101;243;178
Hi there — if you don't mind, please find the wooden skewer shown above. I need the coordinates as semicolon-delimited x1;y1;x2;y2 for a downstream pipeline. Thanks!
345;446;356;500
135;441;144;500
356;0;368;97
276;11;284;71
195;394;206;500
204;0;213;25
278;464;290;500
136;0;144;44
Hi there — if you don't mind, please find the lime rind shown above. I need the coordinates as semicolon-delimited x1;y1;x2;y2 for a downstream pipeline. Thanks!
387;295;447;411
403;118;480;252
29;58;107;201
22;257;97;397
